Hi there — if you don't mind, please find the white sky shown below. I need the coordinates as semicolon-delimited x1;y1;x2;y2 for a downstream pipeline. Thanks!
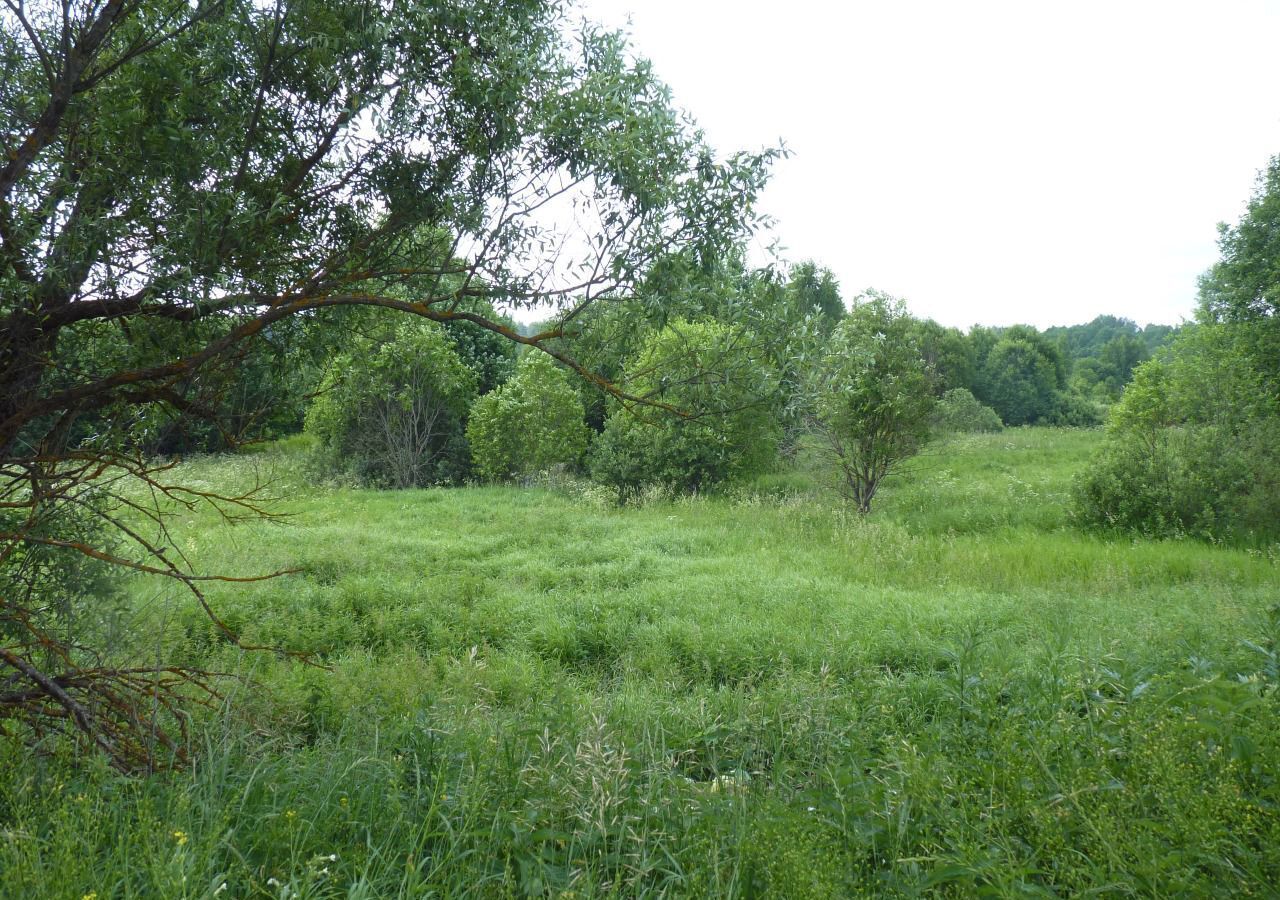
574;0;1280;329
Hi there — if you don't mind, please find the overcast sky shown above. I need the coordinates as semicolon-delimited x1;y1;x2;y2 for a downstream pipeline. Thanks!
575;0;1280;329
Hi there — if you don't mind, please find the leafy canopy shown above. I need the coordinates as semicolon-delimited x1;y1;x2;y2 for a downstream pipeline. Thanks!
467;353;588;481
306;320;476;488
591;318;780;497
807;292;935;513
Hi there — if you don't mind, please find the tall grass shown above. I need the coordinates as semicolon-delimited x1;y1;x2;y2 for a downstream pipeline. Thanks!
2;429;1277;897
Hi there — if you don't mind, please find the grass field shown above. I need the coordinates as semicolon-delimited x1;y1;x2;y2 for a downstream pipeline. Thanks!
3;428;1278;897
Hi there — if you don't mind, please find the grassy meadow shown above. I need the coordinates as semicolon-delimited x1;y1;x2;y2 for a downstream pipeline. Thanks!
3;428;1279;897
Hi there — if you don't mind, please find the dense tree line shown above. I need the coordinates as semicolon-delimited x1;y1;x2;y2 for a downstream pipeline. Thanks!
301;256;1206;524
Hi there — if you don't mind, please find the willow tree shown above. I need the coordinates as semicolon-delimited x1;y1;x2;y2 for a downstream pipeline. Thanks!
807;292;934;514
0;0;778;768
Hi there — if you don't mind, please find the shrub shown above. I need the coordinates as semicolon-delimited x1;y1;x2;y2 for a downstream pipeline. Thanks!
467;353;589;481
587;413;654;503
590;319;781;496
930;388;1003;434
1;491;135;759
0;497;122;653
1072;326;1280;540
305;321;477;487
1071;421;1276;539
1047;391;1104;427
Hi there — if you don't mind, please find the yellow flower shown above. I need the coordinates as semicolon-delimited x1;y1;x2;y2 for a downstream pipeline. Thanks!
82;893;98;900
285;809;297;821
173;830;188;846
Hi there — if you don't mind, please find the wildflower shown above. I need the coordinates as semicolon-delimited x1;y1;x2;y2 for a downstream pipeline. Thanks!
172;830;188;846
82;893;97;900
285;809;297;821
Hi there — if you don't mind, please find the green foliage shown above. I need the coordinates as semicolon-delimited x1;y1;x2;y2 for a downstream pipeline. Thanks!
467;352;588;481
0;496;121;653
909;319;977;394
591;319;781;496
977;326;1067;425
587;412;656;503
1200;156;1280;334
440;309;520;397
306;320;476;488
1073;324;1280;540
1073;161;1280;542
1047;390;1104;427
1072;421;1272;539
785;260;845;331
807;292;935;512
931;388;1004;434
1069;333;1151;402
1099;333;1150;391
1044;314;1178;361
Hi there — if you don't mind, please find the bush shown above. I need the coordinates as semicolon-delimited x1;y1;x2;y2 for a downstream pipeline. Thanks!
1;491;134;759
587;413;654;503
1072;422;1278;539
590;319;781;496
1;497;122;653
305;321;477;487
930;388;1003;433
467;353;589;481
1072;326;1280;540
1047;391;1104;427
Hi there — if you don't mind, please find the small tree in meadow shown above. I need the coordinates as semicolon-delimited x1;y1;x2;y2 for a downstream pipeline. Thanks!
467;353;589;481
808;292;935;513
306;321;477;488
590;319;781;497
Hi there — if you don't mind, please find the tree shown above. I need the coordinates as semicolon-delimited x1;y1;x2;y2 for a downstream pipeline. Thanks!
807;292;935;513
908;319;977;394
786;261;845;331
1199;155;1280;381
977;326;1067;425
0;0;778;768
1073;158;1280;541
1097;334;1149;398
591;318;780;496
467;353;588;481
306;320;476;488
